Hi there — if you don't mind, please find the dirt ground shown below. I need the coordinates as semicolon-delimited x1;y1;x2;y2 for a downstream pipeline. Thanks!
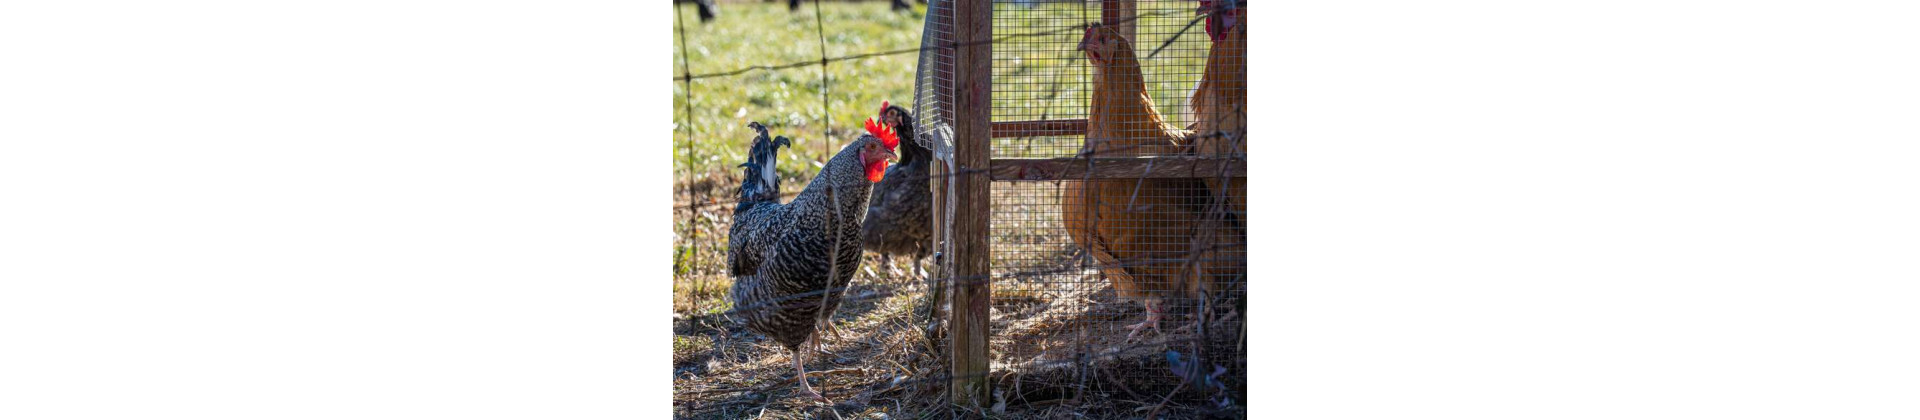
672;176;1245;419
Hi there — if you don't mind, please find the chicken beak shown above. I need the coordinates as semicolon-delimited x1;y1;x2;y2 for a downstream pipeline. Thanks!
882;148;899;162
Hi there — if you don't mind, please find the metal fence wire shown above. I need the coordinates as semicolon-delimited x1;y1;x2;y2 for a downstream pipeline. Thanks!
675;0;1247;413
972;0;1248;400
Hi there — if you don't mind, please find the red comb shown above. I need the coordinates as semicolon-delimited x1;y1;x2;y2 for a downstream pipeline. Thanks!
864;117;899;150
880;100;890;117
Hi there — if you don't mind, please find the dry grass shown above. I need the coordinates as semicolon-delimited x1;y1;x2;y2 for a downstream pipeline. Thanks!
671;2;1244;418
672;254;950;418
673;177;1245;418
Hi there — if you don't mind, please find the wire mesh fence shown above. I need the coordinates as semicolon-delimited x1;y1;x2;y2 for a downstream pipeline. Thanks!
673;0;1246;416
975;0;1248;401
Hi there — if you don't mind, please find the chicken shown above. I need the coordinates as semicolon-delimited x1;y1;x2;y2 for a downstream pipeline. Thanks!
1067;24;1243;341
861;101;939;323
695;0;718;22
728;119;899;402
729;122;791;277
1189;0;1248;219
676;0;718;22
861;101;933;277
1077;26;1193;155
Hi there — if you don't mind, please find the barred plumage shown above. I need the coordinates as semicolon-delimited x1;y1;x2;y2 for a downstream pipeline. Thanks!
730;122;790;277
726;121;897;402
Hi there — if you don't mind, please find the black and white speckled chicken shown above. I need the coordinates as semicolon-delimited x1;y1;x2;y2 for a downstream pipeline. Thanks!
729;122;791;276
727;119;899;402
861;101;933;279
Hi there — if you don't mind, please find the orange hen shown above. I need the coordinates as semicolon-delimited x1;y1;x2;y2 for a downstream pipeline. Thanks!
1189;3;1247;219
1064;25;1243;340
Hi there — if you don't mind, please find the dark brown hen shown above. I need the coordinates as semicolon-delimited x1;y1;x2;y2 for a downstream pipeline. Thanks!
861;102;933;277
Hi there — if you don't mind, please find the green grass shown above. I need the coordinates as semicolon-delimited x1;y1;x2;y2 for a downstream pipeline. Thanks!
668;0;1219;320
669;0;1218;313
672;335;714;365
670;4;1233;416
986;2;1215;158
672;2;924;181
670;1;1212;176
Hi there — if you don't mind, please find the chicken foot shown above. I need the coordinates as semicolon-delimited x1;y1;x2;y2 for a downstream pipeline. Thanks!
810;323;842;358
789;345;831;403
1125;299;1166;341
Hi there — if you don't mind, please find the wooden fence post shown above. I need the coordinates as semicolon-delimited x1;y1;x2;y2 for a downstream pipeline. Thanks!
950;0;993;408
927;136;947;327
1102;0;1137;46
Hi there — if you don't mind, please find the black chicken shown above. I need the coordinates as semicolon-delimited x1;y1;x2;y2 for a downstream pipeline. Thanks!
860;102;938;324
728;119;899;402
677;0;718;22
861;102;932;276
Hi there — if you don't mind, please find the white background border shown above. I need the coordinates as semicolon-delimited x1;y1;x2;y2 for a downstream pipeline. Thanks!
2;0;1916;418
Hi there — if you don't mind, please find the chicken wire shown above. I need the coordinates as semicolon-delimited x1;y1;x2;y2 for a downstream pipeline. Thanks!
989;178;1246;399
914;0;958;288
913;0;1249;402
989;0;1230;159
912;0;955;158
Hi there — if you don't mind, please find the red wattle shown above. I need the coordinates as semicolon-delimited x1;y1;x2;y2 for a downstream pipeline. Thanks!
867;160;888;182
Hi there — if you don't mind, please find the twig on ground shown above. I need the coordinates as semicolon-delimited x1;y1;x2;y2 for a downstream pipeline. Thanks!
1142;379;1188;419
678;367;870;397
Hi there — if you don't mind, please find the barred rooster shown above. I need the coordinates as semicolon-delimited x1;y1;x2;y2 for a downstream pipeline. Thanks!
728;119;899;402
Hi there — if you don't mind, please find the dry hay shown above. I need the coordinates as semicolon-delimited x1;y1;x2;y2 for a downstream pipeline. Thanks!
673;178;1244;418
984;269;1248;417
673;263;955;419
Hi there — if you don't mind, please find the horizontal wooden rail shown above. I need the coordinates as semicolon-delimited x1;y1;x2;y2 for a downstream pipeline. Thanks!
990;119;1087;138
989;156;1247;181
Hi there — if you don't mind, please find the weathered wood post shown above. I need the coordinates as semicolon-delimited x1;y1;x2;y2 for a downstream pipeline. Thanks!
928;145;947;326
1102;0;1137;46
949;0;993;408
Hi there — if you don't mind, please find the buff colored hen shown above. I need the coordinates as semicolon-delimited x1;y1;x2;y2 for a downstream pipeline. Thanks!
1064;25;1243;340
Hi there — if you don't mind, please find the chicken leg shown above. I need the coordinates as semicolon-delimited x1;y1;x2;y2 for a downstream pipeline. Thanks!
790;345;830;403
806;318;848;361
881;256;905;279
913;256;928;281
1125;298;1166;341
820;318;844;343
